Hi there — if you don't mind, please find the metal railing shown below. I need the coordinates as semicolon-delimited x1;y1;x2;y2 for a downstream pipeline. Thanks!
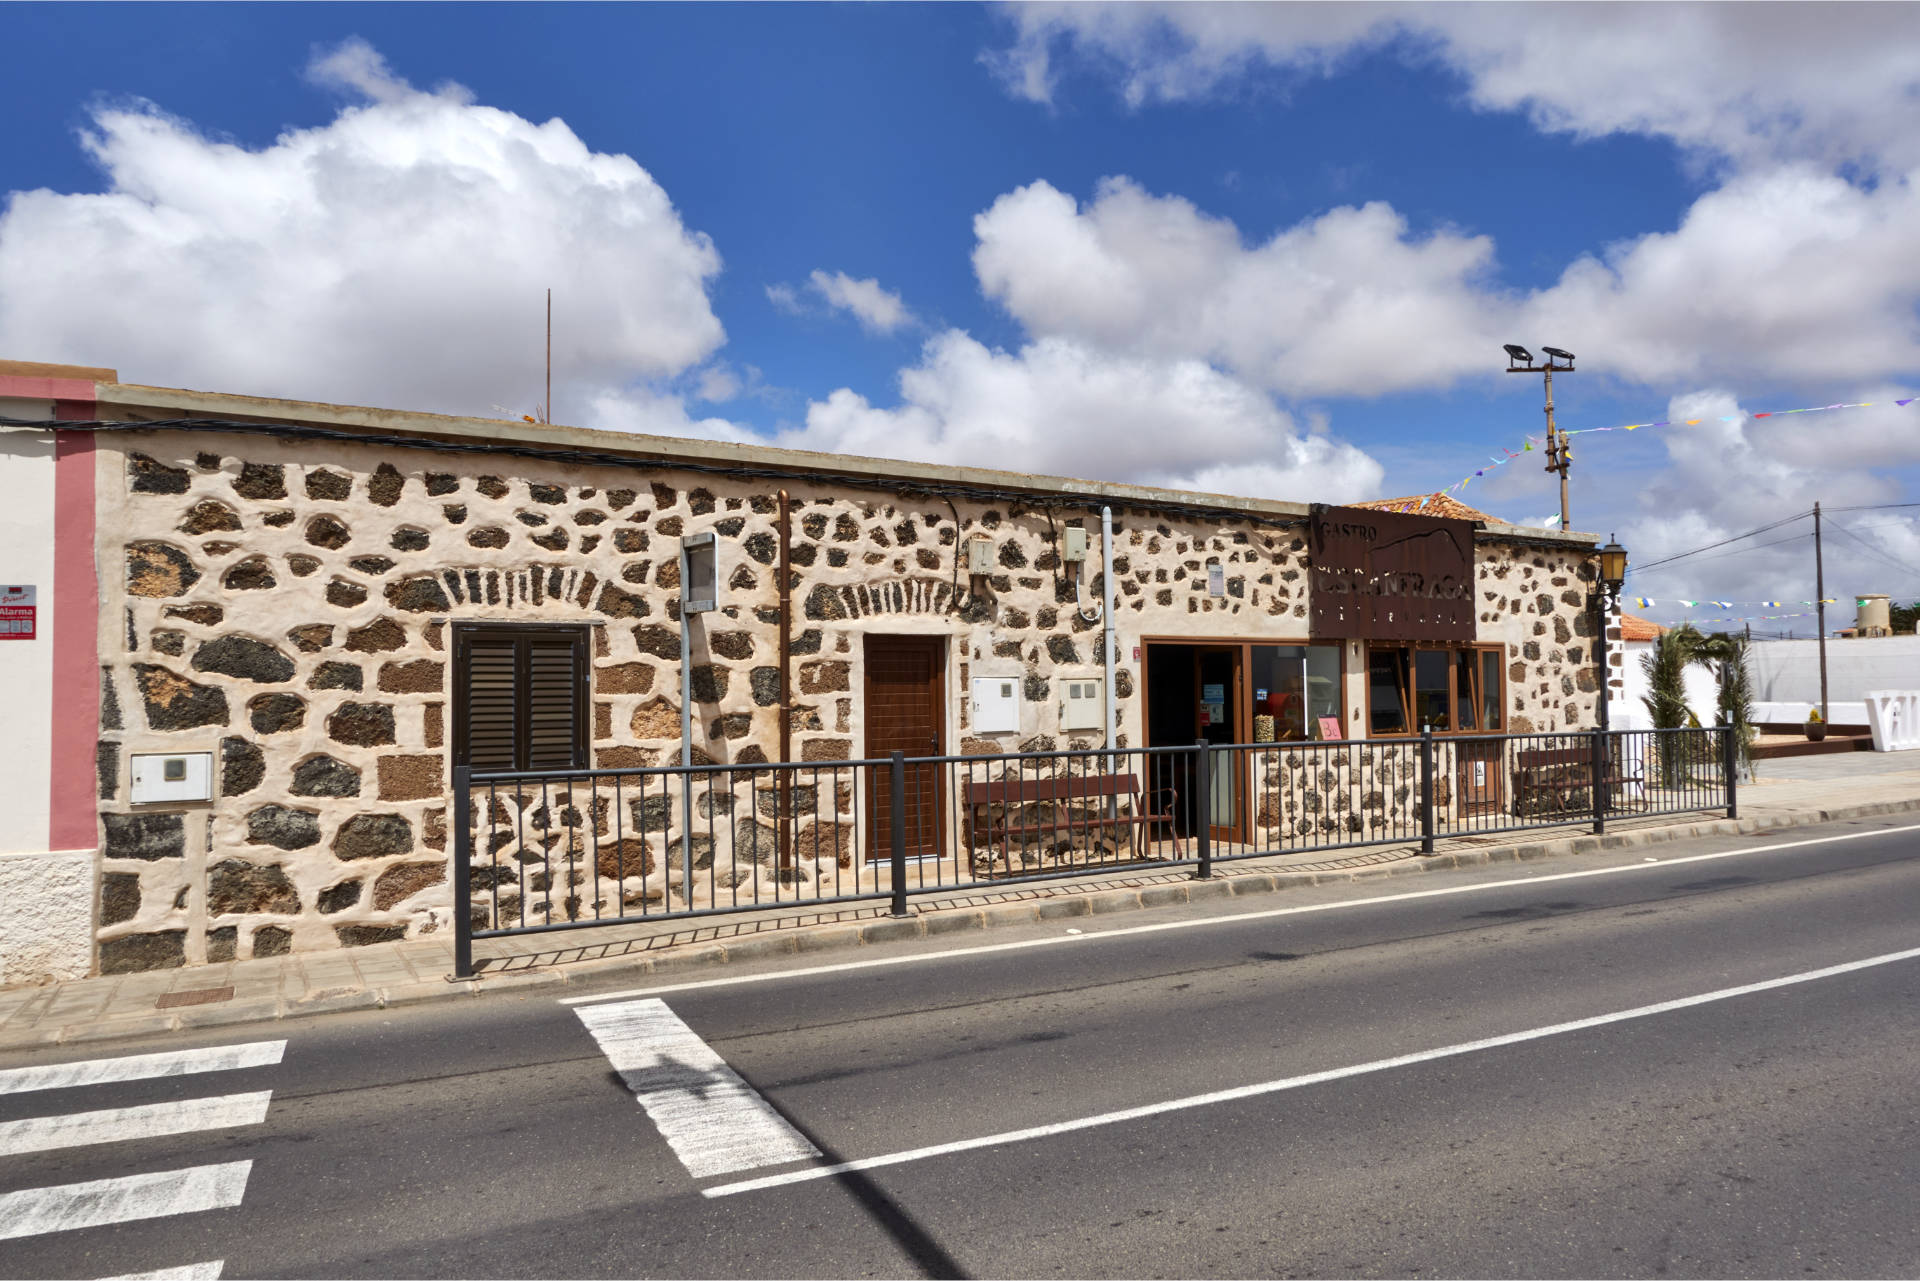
451;726;1734;975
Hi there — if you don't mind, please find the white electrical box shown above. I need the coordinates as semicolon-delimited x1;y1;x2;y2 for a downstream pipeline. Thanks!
971;676;1020;733
682;533;718;614
1060;678;1104;731
966;538;995;575
130;751;213;804
1063;527;1088;563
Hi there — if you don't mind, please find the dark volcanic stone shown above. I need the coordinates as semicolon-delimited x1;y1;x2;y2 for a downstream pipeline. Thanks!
372;861;444;910
442;504;467;524
223;559;277;591
165;603;224;627
286;554;319;577
367;463;405;507
180;499;243;534
385;576;450;614
596;584;648;618
345;617;407;652
750;667;781;707
261;510;295;528
291;755;362;797
208;859;300;915
306;514;351;549
307;661;363;691
305;469;352;501
151;629;184;656
246;804;321;850
193;636;295;683
220;737;265;794
336;924;410;947
134;664;229;730
1047;635;1080;665
332;813;414;861
100;931;186;974
467;526;510;549
349;556;395;576
97;738;119;798
531;527;569;552
425;473;459;496
248;692;306;734
710;631;754;660
528;482;566;504
318;880;362;914
252;925;292;956
390;527;430;552
689;665;728;703
633;624;679;660
129;453;189;494
287;624;333;652
325;579;368;608
126;542;201;598
100;872;141;926
233;463;286;500
327;702;396;746
207;927;238;962
102;812;185;860
804;584;847;620
476;476;509;499
613;528;649;553
744;532;777;564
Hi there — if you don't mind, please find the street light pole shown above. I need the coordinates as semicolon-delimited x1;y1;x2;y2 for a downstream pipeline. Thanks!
1594;537;1628;733
1505;344;1577;529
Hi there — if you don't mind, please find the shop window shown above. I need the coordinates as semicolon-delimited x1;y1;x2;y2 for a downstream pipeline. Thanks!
452;623;590;771
1367;644;1505;736
1250;644;1343;739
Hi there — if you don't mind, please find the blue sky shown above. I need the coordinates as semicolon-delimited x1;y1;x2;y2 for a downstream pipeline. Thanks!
4;4;1919;628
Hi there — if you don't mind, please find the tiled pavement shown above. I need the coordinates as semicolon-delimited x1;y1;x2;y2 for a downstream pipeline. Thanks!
4;764;1919;1049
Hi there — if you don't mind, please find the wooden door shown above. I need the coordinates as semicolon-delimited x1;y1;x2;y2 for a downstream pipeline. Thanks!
1456;740;1503;814
863;635;946;859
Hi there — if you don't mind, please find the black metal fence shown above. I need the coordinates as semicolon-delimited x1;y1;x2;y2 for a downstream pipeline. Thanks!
451;725;1734;975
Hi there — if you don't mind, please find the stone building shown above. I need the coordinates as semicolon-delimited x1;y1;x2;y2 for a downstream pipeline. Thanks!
0;359;1603;982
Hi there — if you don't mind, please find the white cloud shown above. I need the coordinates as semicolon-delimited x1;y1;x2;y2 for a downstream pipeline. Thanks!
807;270;913;335
764;282;803;315
991;4;1920;173
0;37;723;420
781;330;1384;502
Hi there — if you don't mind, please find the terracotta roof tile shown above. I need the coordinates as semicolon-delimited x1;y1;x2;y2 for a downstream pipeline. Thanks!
1618;614;1668;642
1352;492;1504;524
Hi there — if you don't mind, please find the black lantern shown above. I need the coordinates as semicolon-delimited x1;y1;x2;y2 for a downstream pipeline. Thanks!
1595;535;1628;736
1597;537;1628;596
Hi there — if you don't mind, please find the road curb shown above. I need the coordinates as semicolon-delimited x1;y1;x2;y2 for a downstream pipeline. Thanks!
21;793;1920;1045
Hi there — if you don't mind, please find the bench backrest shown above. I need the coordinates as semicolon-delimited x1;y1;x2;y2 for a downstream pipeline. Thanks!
964;773;1141;806
1514;748;1591;769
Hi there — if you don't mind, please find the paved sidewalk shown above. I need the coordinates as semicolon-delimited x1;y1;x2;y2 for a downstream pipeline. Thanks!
5;765;1919;1050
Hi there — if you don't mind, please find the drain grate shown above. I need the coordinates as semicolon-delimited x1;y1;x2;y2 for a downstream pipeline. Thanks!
156;985;234;1009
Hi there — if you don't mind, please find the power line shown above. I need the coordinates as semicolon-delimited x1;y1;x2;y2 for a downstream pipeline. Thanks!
1632;531;1811;577
1625;510;1813;576
1829;522;1920;580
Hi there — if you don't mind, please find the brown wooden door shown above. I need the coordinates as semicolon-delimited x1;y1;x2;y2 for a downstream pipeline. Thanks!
1194;646;1243;843
1456;739;1503;814
864;635;946;859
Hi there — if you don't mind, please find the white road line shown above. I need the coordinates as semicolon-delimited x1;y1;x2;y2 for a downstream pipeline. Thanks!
704;943;1920;1197
97;1261;225;1280
0;1041;286;1096
0;1091;273;1157
566;821;1920;1007
0;1162;251;1240
577;998;819;1179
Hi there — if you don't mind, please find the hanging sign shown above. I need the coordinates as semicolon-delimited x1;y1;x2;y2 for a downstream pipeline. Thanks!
1309;505;1474;643
0;585;35;640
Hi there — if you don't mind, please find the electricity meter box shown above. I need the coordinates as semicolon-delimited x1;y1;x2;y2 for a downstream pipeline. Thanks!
681;533;718;614
971;676;1020;733
1059;678;1104;731
130;751;214;804
1062;527;1088;563
966;538;995;575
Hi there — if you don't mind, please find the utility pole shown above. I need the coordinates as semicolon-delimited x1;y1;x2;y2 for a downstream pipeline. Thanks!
1504;344;1576;529
545;288;552;424
1814;500;1828;722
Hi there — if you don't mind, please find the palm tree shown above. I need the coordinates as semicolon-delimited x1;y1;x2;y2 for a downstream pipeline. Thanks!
1641;623;1705;786
1700;631;1757;782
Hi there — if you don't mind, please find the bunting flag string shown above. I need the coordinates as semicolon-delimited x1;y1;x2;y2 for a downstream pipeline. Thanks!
1447;395;1917;498
1629;597;1837;609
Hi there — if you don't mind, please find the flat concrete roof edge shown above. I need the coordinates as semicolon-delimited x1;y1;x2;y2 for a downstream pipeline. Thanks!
92;380;1596;547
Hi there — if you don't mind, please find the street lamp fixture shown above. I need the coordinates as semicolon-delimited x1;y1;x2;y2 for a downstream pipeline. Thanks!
1502;343;1534;369
1594;534;1628;736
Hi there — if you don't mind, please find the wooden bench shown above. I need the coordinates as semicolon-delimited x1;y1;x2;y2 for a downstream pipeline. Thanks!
963;773;1181;870
1512;746;1644;818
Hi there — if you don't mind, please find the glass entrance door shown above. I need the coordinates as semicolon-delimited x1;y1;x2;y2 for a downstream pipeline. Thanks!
1195;647;1242;843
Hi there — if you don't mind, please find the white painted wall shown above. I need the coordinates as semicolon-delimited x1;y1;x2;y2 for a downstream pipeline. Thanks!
1746;636;1920;710
0;407;57;858
1609;637;1719;730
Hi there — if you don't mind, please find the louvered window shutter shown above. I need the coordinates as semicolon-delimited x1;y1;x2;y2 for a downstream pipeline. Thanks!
455;625;588;771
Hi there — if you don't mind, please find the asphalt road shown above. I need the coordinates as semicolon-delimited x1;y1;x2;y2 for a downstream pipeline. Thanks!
3;817;1917;1279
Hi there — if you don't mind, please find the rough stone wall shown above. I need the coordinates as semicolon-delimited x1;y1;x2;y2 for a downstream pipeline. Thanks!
1474;541;1601;731
91;429;1595;973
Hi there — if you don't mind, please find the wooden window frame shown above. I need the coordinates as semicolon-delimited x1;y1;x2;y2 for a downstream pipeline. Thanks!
1364;642;1506;738
1140;636;1350;744
451;621;592;772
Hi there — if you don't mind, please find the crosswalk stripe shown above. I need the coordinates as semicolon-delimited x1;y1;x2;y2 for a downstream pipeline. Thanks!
0;1042;285;1096
96;1261;225;1280
0;1091;273;1157
0;1161;251;1241
576;998;819;1179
